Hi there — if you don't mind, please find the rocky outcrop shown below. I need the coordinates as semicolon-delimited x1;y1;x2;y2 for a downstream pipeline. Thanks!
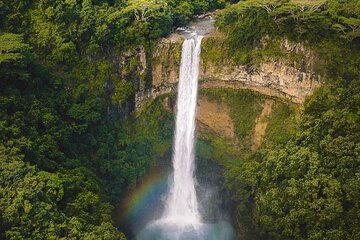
135;32;322;111
251;100;274;151
135;34;182;111
196;96;236;141
200;36;322;103
199;60;321;103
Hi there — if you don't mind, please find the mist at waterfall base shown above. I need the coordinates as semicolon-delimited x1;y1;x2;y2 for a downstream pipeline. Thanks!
130;34;236;240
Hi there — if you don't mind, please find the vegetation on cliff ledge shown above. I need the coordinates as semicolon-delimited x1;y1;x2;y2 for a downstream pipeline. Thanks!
203;0;360;79
212;1;360;239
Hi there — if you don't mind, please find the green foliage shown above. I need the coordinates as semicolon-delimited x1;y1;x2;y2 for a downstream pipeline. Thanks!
225;80;360;240
211;3;360;239
264;102;299;145
0;143;126;240
327;0;360;40
0;1;232;239
0;33;29;63
0;43;173;238
202;32;304;68
0;1;227;238
0;54;123;238
0;0;226;67
112;80;134;105
197;132;242;167
215;0;360;80
201;32;231;68
3;1;359;240
198;88;297;159
0;43;176;239
168;0;226;26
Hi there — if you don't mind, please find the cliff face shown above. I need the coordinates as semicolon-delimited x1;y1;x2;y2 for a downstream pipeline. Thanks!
134;34;182;111
196;96;236;141
200;59;321;104
135;32;322;111
200;37;322;103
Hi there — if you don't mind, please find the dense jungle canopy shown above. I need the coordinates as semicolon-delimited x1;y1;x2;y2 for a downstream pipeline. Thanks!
0;0;359;239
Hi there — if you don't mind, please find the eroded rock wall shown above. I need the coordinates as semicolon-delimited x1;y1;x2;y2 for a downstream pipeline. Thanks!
135;32;322;111
196;96;236;141
135;34;183;111
200;36;322;103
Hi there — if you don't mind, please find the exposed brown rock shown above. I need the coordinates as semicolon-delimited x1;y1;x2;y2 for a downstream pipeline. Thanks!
251;100;274;151
135;33;322;111
196;96;236;141
151;36;183;86
200;60;321;104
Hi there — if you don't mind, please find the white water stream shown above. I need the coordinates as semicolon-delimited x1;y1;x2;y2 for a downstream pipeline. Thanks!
137;24;235;240
162;34;203;225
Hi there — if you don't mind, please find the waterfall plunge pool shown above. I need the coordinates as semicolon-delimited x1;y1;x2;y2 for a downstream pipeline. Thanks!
113;164;237;240
137;220;235;240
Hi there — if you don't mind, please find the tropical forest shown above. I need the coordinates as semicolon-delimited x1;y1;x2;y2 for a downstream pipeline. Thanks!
0;0;359;239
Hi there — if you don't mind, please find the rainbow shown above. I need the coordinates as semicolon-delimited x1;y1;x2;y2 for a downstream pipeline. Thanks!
115;167;169;226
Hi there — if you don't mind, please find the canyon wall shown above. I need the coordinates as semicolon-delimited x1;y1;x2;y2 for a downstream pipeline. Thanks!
135;32;322;111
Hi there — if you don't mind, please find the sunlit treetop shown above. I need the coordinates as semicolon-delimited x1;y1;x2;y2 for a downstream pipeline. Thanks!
0;33;29;63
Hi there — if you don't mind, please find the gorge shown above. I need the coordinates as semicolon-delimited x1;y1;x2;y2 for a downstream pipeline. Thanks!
115;12;323;240
1;1;359;240
115;12;323;239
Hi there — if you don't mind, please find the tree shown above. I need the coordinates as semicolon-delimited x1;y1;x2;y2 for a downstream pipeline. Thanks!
226;81;360;240
123;0;167;22
0;33;29;63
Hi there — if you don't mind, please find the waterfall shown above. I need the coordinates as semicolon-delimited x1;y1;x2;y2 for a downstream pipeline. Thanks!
163;34;203;225
136;30;236;240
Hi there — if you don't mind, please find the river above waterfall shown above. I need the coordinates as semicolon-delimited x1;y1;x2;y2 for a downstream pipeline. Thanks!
176;13;215;37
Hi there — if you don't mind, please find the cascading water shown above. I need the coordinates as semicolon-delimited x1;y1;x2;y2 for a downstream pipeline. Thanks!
163;34;203;225
136;23;235;240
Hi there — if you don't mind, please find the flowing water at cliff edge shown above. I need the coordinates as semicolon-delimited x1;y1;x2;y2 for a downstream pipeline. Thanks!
136;16;236;240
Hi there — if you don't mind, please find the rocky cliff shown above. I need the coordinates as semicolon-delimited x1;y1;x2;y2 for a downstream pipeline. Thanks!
135;32;322;111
